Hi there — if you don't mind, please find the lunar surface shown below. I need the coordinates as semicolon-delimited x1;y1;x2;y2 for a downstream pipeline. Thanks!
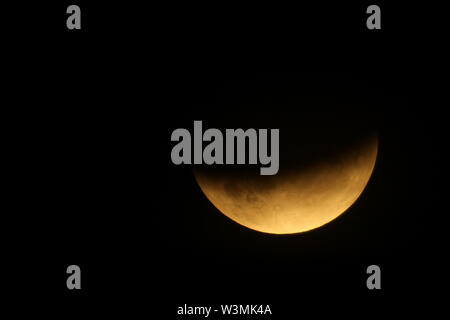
194;135;378;234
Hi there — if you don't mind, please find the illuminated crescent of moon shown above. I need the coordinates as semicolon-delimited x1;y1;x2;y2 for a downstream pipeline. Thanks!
194;135;378;234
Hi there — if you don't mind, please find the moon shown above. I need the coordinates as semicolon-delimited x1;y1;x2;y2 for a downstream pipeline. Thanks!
194;134;378;234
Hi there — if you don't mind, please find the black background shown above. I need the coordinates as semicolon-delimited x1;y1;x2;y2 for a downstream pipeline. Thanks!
5;1;447;318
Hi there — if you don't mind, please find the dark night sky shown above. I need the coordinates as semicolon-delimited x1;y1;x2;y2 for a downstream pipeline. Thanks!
4;1;447;318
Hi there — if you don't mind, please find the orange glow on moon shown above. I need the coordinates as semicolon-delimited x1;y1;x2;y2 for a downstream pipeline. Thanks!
194;135;378;234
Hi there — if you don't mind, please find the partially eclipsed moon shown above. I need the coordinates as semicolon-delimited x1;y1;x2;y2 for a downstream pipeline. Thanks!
194;135;378;234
